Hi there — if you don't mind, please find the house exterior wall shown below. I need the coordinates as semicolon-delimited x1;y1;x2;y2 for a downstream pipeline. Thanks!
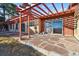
63;16;74;36
31;19;40;33
74;19;79;40
8;21;27;33
39;18;74;36
74;4;79;40
8;24;15;32
63;27;74;36
8;17;75;36
7;3;77;36
39;19;45;33
8;19;40;34
8;18;74;36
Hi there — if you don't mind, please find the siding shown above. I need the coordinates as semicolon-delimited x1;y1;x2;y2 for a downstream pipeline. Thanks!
74;4;79;40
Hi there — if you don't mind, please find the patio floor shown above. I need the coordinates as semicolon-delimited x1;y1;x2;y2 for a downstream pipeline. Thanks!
0;32;79;56
13;34;79;56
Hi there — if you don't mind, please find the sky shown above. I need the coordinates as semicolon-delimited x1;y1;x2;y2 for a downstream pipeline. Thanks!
33;3;69;14
15;3;70;14
0;3;69;21
15;3;68;28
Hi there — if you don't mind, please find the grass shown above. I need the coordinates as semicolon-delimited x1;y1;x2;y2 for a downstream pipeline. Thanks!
0;36;44;56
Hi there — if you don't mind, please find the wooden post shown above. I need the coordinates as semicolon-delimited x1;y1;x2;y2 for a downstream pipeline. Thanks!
27;15;30;38
19;13;22;40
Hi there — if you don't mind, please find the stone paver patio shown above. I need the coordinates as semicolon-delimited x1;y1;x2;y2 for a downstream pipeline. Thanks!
12;34;79;56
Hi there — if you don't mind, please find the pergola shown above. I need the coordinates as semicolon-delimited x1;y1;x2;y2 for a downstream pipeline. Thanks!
8;3;77;40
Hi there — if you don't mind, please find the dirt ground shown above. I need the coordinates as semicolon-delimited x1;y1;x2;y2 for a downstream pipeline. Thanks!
0;36;44;56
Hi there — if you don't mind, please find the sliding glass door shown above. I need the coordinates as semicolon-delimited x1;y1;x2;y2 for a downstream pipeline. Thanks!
44;19;63;34
44;20;52;33
52;20;63;34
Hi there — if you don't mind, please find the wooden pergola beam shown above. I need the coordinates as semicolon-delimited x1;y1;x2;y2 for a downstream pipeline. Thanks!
52;3;58;13
32;13;40;18
36;5;49;15
20;3;41;12
27;15;30;38
61;3;64;12
19;13;22;40
33;16;39;19
32;8;45;16
42;3;53;14
31;11;41;17
40;9;75;19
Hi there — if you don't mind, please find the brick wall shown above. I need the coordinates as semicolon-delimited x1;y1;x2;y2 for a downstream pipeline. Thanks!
63;27;74;36
63;16;74;36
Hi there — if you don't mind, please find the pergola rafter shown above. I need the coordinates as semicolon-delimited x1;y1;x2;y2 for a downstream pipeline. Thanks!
10;3;75;21
42;3;53;14
40;9;75;19
32;8;45;16
16;3;72;20
31;11;41;17
61;3;64;12
20;3;41;12
31;12;40;18
52;3;58;13
36;5;49;15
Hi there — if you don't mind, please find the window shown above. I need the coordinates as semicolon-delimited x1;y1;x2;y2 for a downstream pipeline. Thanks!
27;21;35;26
13;24;14;30
21;23;25;32
16;23;18;29
10;24;12;29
